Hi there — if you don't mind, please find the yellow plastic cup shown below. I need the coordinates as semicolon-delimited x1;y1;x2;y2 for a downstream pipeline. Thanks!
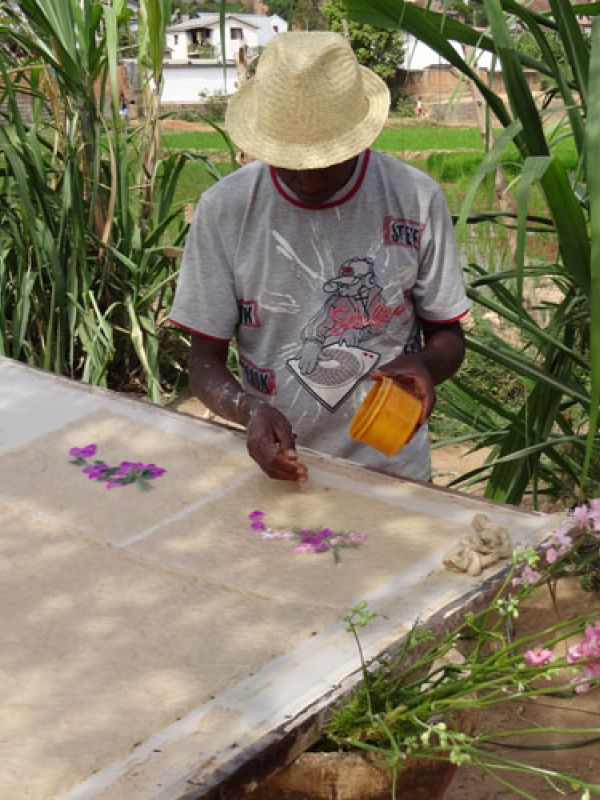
348;377;423;457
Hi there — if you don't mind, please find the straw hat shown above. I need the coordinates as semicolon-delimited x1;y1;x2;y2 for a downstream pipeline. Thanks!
225;31;390;170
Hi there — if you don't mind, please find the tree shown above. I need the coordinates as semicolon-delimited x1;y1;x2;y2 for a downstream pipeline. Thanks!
289;0;325;30
263;0;293;21
321;0;404;84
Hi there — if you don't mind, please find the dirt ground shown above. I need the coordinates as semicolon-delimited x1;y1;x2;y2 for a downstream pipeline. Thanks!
160;118;215;132
446;577;600;799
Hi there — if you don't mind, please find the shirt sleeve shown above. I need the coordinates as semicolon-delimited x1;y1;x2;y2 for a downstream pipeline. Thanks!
412;187;471;323
168;192;239;341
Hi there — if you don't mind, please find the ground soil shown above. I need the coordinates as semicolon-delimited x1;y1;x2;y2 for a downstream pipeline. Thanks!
160;118;216;132
446;577;600;799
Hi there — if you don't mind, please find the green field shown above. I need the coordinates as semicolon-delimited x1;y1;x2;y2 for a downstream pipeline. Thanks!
162;125;488;154
164;123;577;215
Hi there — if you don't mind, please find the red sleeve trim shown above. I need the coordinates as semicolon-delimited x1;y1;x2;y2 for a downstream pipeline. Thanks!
269;149;371;210
419;310;469;325
167;318;231;343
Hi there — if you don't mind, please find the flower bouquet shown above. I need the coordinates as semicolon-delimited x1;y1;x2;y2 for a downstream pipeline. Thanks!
253;503;600;800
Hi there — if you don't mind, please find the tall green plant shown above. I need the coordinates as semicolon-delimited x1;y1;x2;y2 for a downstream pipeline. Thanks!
0;0;198;401
344;0;600;506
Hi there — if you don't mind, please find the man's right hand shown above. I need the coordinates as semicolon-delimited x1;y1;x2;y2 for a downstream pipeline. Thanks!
246;404;308;482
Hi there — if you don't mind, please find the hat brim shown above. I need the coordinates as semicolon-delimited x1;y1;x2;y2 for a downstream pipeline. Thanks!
225;66;390;170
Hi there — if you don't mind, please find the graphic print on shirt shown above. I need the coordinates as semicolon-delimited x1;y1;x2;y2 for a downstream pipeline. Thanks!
238;299;260;328
286;257;413;412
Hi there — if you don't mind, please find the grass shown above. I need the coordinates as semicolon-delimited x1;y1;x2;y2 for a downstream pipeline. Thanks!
161;125;487;154
171;159;236;208
162;124;578;161
162;122;578;215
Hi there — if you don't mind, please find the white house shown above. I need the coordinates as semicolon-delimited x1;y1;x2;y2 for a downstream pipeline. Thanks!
161;13;286;103
165;13;286;65
402;33;498;72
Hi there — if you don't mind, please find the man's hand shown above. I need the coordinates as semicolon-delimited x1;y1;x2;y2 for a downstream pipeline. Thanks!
247;404;308;482
189;334;308;482
371;320;466;425
372;354;435;424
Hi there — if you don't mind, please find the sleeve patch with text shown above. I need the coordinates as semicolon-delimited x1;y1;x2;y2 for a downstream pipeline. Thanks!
238;300;260;328
383;216;424;249
239;355;276;395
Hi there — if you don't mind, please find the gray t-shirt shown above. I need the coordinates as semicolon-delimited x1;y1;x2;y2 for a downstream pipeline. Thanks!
170;149;470;481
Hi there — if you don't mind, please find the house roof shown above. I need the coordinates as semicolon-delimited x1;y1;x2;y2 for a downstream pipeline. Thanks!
167;13;272;33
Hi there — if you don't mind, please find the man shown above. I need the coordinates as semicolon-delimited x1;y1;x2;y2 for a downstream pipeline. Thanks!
169;32;469;484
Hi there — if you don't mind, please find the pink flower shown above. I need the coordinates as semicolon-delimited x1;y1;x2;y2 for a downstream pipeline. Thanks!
293;542;318;554
572;505;592;529
259;527;295;540
555;529;573;548
347;531;367;544
512;564;542;587
589;499;600;532
542;524;573;564
279;528;297;539
567;642;585;664
567;619;600;692
524;648;553;667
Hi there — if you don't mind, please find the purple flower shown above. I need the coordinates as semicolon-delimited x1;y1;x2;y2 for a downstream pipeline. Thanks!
116;461;145;476
142;464;166;479
248;511;366;560
69;443;97;459
299;528;333;545
248;511;265;529
82;462;110;480
105;478;126;489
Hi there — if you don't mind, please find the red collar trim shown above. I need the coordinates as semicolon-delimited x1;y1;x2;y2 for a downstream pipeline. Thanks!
270;150;371;210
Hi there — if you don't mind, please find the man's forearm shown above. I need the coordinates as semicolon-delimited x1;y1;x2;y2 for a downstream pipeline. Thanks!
189;344;264;427
419;322;466;385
